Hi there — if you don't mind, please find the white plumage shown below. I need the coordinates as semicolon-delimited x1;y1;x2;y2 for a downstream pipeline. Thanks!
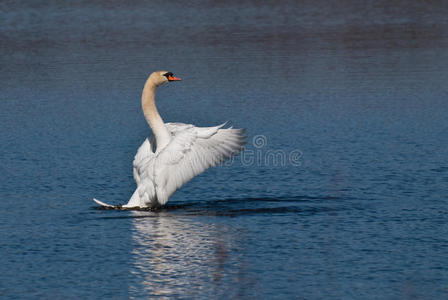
128;122;246;208
94;71;246;209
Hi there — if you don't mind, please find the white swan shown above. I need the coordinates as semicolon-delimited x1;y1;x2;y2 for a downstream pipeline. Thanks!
94;71;246;209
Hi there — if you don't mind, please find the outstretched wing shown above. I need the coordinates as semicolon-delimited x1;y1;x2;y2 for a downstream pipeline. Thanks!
154;123;246;204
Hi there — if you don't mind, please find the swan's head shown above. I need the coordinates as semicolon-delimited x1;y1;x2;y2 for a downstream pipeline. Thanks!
149;70;181;86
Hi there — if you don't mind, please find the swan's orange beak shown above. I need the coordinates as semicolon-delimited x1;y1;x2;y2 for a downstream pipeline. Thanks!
168;75;181;81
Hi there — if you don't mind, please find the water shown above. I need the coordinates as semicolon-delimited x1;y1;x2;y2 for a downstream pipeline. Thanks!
1;0;448;299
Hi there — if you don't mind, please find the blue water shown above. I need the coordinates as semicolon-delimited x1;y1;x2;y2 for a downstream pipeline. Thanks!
1;1;448;299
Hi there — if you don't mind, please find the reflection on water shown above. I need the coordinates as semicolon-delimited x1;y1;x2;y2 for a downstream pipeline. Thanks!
128;210;252;299
122;196;362;298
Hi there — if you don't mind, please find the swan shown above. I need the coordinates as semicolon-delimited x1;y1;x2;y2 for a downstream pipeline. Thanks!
94;71;246;209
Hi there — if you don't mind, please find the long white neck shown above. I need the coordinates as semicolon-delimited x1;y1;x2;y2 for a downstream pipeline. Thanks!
141;81;171;150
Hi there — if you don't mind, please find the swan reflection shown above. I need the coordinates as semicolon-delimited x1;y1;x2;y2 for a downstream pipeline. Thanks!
128;209;249;298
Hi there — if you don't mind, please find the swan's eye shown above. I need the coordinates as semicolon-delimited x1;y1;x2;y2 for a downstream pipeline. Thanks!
163;72;181;81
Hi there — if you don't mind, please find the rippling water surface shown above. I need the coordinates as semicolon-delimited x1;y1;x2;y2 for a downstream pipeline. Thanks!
1;0;448;299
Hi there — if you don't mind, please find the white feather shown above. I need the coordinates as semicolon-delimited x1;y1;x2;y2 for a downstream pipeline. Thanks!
124;122;246;208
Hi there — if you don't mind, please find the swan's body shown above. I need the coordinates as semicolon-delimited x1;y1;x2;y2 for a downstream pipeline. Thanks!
94;71;246;208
